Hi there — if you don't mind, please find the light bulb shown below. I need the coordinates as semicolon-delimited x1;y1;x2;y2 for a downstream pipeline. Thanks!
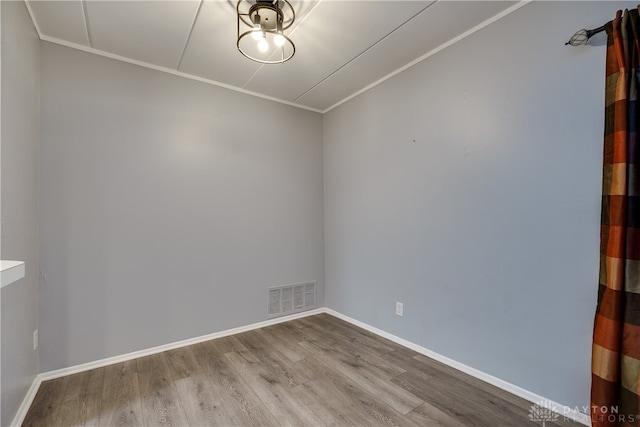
251;29;263;41
274;34;285;47
251;13;262;41
257;38;269;52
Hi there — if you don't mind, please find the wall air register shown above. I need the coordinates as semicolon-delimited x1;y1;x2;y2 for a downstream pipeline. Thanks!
268;282;316;318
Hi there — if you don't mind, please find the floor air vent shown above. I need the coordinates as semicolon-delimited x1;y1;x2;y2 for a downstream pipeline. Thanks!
268;282;316;318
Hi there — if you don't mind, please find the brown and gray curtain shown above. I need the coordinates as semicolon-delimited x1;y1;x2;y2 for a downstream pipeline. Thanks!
592;8;640;427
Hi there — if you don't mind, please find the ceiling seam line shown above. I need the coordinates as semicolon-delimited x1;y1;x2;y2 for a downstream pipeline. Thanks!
242;0;324;91
81;0;93;48
321;0;532;113
292;0;439;103
38;35;323;114
176;0;204;71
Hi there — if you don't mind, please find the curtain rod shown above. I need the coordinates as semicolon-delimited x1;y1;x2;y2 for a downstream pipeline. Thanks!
566;24;607;46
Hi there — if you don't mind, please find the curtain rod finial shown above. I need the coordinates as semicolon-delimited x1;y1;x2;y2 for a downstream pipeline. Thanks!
566;25;607;46
566;29;589;46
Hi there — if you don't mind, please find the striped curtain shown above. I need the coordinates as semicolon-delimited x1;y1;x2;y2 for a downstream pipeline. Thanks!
591;8;640;427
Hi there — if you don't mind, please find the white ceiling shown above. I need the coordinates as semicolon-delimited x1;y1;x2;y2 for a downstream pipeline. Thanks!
25;0;521;112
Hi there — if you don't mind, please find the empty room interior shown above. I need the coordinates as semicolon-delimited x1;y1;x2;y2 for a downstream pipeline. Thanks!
0;0;634;426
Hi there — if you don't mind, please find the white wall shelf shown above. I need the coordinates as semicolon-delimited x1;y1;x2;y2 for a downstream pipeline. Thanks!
1;260;26;288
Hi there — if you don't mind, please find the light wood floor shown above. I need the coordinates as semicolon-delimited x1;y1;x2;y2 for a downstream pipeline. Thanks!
23;313;580;426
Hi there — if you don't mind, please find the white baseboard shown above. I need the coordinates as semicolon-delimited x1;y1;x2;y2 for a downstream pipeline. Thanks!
10;375;42;427
12;307;591;427
10;308;324;426
325;309;591;426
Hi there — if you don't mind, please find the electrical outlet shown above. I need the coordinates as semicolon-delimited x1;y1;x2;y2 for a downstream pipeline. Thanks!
395;302;404;317
33;329;38;350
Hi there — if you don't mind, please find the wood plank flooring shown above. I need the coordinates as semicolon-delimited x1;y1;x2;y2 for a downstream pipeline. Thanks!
22;313;582;426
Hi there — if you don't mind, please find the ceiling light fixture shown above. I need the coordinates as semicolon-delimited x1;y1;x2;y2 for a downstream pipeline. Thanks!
237;0;295;64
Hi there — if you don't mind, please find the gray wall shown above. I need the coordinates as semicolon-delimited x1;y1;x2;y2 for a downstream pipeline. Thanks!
323;1;628;410
39;43;324;372
26;0;629;412
1;1;40;425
